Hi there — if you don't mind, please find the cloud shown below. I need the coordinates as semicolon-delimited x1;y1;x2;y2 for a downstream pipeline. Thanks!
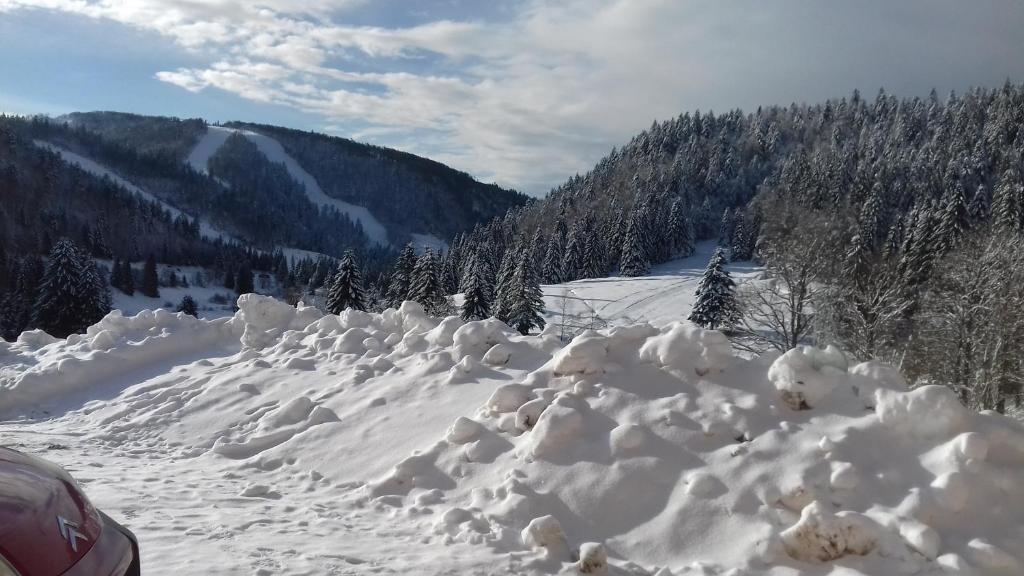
4;0;1024;194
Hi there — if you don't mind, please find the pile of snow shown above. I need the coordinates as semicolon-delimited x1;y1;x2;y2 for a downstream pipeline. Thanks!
2;296;1024;575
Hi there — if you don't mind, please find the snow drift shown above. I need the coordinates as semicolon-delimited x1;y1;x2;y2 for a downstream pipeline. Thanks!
2;296;1023;575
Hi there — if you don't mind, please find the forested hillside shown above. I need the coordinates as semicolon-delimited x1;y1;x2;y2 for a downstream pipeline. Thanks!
224;121;529;242
439;84;1024;414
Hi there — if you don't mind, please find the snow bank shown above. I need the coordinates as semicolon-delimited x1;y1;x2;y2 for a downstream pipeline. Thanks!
4;296;1024;576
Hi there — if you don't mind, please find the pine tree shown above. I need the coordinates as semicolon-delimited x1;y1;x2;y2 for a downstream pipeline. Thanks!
410;248;449;315
619;207;650;277
718;208;735;246
385;243;417;308
730;212;748;261
507;254;546;335
992;168;1022;233
666;198;694;258
968;184;990;221
142;254;160;298
688;248;739;330
236;263;254;294
326;250;366;313
493;243;519;322
81;258;112;322
0;292;19;342
561;223;587;281
937;181;970;253
541;233;563;284
121;261;135;296
109;257;122;293
32;239;109;338
460;254;492;321
177;294;198;317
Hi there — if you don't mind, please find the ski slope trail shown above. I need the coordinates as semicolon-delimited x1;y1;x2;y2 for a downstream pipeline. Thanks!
542;241;762;331
35;141;229;242
3;294;1023;575
187;126;390;247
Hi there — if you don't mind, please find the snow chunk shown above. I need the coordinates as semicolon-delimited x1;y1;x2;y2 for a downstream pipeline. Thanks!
529;401;584;458
482;343;511;366
446;417;483;445
452;318;511;357
610;423;647;455
875;385;968;438
930;472;968;512
486;384;533;414
779;501;877;562
552;331;608;375
639;322;732;375
967;539;1020;573
769;345;848;410
829;462;858;490
899;519;941;560
237;294;322;349
578;542;609;574
953;432;988;461
515;397;551;431
522;515;566;552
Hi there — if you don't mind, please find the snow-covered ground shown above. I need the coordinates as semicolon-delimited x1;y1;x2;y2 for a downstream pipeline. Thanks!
103;262;239;320
542;241;761;334
2;290;1022;575
187;126;391;247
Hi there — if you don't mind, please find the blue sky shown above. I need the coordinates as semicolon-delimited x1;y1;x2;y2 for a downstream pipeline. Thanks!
3;1;1024;195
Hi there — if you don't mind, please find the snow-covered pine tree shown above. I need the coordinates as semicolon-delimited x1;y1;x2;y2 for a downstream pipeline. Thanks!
666;199;687;258
688;248;739;330
410;248;449;316
32;239;108;338
493;242;519;322
730;212;748;260
936;181;970;253
541;233;563;284
507;253;546;335
142;254;160;298
619;207;650;277
109;257;122;293
327;250;367;313
561;222;587;282
992;168;1022;233
460;254;492;321
177;294;198;317
236;263;254;294
718;208;735;246
385;243;417;308
80;257;112;323
121;260;135;296
968;184;990;221
0;292;19;342
582;224;606;279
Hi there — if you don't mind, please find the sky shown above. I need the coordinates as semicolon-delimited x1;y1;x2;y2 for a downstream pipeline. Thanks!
2;1;1024;196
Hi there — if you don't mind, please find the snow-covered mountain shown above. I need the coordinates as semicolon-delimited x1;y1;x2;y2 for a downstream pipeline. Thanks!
0;112;526;271
2;284;1021;575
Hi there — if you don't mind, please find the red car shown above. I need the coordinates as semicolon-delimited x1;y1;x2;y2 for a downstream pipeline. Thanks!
0;447;140;576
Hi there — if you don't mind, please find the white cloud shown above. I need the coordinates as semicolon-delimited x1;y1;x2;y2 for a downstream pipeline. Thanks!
4;0;1024;194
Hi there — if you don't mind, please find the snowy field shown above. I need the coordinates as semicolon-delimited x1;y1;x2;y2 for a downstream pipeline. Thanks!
2;285;1023;575
542;242;761;335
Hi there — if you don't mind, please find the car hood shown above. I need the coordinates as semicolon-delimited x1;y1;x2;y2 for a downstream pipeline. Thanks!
0;447;102;575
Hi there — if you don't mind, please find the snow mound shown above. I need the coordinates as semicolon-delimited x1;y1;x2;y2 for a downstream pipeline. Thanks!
4;298;1024;575
768;345;850;409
